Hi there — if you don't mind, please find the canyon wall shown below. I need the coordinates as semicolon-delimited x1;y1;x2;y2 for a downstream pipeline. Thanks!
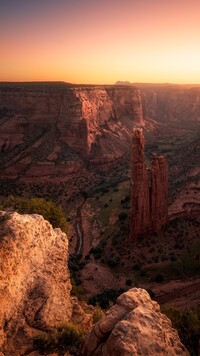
131;129;168;239
0;85;145;157
143;86;200;125
0;84;146;191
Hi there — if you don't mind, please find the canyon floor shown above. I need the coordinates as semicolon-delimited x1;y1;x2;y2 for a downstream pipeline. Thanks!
66;126;200;312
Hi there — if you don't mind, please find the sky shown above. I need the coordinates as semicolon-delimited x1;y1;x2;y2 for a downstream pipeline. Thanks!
1;0;200;84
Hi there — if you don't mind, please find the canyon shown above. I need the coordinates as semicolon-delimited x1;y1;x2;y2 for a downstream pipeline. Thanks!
0;81;200;354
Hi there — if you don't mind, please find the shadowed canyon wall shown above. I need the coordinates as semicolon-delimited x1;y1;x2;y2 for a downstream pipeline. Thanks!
131;129;168;239
142;86;200;126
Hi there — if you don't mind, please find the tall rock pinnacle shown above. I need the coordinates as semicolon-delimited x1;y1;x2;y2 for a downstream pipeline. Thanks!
130;129;151;236
130;129;168;239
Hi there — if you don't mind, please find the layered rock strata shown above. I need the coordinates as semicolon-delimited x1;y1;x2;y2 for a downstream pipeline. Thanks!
0;211;72;354
0;85;145;157
131;129;168;238
0;84;147;191
81;288;189;355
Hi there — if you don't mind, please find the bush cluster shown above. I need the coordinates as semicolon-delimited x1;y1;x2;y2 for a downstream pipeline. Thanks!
163;307;200;356
1;196;67;232
89;288;125;309
34;322;86;353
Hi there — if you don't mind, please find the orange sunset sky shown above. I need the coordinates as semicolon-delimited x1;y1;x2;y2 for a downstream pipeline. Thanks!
1;0;200;84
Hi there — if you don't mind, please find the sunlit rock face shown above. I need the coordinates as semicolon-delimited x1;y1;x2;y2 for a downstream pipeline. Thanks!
0;84;145;157
81;288;189;356
0;211;72;354
0;84;150;201
130;129;168;239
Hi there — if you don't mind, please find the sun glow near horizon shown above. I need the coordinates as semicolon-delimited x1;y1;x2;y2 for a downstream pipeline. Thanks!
1;0;200;84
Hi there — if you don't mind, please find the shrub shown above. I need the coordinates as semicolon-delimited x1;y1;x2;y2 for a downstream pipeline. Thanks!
89;288;125;309
34;322;86;353
93;307;104;323
163;307;200;356
154;273;164;283
146;288;155;299
0;212;10;225
118;212;128;220
126;279;132;286
1;196;67;232
107;255;119;267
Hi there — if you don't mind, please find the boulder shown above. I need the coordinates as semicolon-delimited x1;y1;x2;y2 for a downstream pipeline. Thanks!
81;288;189;355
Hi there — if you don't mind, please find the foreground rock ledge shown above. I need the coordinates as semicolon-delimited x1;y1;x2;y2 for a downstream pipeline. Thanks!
0;211;72;354
81;288;189;356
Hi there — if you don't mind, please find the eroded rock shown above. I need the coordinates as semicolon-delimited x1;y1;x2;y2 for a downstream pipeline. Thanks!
0;211;72;354
81;288;189;356
130;129;168;238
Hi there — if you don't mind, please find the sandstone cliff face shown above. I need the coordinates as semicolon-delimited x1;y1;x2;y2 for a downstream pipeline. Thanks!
0;211;72;354
144;86;200;125
0;85;146;191
81;288;189;356
0;85;145;155
131;129;168;239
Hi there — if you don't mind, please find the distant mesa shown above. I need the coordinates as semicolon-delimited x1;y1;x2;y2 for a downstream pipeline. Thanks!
130;128;168;239
115;81;132;86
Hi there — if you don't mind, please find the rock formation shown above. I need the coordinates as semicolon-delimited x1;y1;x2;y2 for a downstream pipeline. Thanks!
131;129;168;239
0;83;148;200
0;84;145;160
81;288;189;355
0;211;72;354
130;129;151;236
143;85;200;124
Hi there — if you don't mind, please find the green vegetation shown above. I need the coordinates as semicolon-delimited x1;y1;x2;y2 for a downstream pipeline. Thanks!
163;307;200;356
34;322;86;354
71;277;88;301
0;196;67;232
68;254;88;301
89;288;125;309
0;213;10;225
93;307;104;323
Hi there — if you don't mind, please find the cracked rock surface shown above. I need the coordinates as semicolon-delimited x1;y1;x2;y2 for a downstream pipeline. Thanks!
81;288;189;356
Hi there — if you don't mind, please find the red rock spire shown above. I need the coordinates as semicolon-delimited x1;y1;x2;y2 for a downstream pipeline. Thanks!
130;129;168;239
130;129;151;237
